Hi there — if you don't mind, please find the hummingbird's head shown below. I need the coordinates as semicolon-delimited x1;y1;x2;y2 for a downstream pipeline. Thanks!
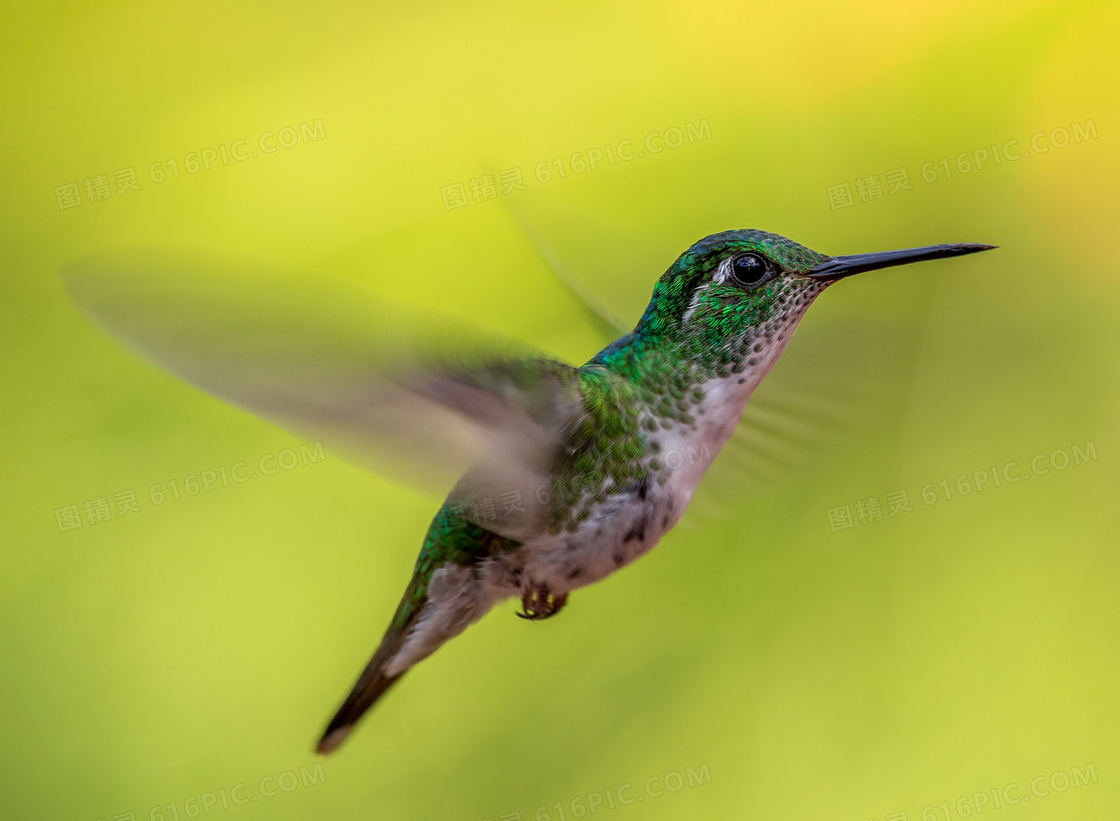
631;228;994;381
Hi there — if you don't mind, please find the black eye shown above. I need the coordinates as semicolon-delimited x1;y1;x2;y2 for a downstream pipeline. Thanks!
731;253;771;287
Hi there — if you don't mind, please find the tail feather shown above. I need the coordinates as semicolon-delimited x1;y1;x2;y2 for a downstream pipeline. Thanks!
316;581;426;755
316;560;498;754
316;644;406;754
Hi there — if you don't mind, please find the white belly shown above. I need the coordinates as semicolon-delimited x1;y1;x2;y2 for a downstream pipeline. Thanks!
491;389;744;596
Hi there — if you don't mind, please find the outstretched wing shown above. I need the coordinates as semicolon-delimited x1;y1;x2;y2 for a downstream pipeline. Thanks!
60;250;582;539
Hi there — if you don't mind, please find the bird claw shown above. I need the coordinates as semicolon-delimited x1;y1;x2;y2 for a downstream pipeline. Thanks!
516;584;568;620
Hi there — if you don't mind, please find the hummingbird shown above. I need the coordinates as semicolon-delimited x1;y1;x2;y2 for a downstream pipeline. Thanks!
60;229;994;755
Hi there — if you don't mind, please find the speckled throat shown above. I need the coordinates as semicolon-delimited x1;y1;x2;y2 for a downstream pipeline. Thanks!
541;230;832;533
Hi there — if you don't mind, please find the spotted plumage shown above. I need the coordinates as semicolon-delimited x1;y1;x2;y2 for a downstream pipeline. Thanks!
311;230;994;753
57;227;993;755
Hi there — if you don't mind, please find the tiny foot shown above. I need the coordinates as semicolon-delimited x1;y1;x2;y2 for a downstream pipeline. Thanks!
516;584;568;620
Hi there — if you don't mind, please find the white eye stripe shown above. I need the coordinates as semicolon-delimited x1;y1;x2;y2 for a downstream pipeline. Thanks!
681;279;713;323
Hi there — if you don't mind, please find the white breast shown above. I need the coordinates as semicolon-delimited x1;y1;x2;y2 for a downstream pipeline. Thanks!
492;307;811;599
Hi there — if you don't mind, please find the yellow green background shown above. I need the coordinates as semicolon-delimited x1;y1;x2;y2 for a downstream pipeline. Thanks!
2;0;1119;818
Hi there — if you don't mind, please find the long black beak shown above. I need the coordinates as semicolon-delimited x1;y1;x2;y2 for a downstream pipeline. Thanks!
807;243;996;281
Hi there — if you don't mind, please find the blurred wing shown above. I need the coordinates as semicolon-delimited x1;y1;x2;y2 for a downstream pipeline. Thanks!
683;378;887;525
60;250;581;539
681;302;924;524
503;199;629;338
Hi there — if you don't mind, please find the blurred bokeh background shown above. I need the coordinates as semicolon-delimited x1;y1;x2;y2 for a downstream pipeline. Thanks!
2;0;1119;818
